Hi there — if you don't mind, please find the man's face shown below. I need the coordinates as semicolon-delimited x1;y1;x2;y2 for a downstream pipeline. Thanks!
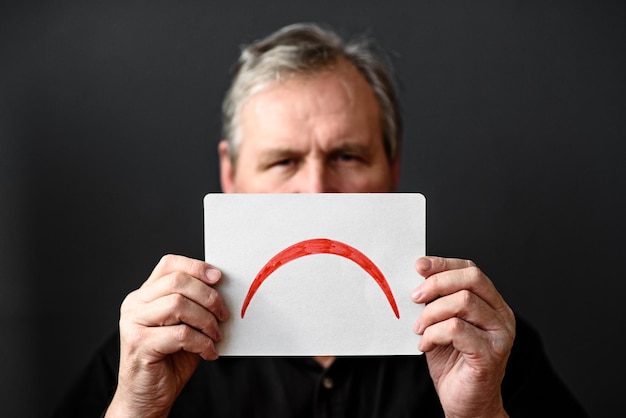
219;59;399;193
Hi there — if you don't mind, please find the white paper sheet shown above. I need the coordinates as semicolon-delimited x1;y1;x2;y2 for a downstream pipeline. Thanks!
204;193;426;356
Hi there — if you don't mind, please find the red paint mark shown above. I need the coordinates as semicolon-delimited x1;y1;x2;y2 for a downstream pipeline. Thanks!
241;238;400;319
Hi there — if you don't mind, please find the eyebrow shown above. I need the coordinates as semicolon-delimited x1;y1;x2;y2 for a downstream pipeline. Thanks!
258;142;373;162
257;148;300;166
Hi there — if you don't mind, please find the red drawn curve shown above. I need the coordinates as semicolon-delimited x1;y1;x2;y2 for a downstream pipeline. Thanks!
241;238;400;319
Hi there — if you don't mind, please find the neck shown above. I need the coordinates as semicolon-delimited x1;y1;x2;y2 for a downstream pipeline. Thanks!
313;356;336;369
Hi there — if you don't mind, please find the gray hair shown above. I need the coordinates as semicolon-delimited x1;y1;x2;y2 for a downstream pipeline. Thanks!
222;22;402;164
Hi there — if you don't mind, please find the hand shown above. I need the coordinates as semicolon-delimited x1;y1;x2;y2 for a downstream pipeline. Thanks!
412;256;515;418
106;255;229;418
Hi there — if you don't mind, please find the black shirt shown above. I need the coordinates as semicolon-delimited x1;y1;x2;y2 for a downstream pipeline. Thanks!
53;316;588;417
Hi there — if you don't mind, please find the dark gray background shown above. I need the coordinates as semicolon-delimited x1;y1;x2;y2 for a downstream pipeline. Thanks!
1;1;624;416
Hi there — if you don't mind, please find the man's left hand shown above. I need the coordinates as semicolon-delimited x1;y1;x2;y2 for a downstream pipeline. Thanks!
412;256;515;418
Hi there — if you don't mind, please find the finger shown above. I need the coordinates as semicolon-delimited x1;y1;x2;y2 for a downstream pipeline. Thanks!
132;293;223;343
412;260;505;311
413;290;505;336
415;256;475;278
418;316;514;361
144;254;222;287
134;324;220;361
135;271;229;322
418;317;490;354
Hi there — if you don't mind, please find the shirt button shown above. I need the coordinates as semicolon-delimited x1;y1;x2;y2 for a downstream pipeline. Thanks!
322;376;334;389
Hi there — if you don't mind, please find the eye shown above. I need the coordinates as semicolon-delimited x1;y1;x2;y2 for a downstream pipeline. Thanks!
333;153;362;164
267;158;298;170
338;154;357;162
274;158;294;166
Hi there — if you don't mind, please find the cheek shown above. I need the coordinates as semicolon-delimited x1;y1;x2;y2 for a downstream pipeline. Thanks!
370;168;395;192
231;166;259;193
232;170;287;193
340;168;394;193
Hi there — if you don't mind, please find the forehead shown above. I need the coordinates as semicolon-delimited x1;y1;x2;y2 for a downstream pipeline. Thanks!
237;60;381;146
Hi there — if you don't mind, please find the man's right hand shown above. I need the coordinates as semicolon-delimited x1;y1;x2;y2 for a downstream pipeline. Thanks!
105;254;229;418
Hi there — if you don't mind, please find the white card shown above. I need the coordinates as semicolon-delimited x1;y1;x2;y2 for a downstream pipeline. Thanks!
204;193;426;356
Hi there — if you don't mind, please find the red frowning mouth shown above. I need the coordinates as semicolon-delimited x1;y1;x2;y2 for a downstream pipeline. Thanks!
241;238;400;319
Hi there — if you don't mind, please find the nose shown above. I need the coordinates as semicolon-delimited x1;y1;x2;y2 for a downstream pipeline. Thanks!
295;160;335;193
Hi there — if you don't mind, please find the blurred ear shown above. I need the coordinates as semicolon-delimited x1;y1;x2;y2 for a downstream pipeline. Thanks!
218;140;235;193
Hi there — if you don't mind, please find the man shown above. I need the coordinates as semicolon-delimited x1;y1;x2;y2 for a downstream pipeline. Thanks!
54;22;587;417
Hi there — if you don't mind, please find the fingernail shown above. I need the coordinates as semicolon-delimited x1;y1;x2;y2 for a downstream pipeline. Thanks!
411;289;422;302
206;268;221;283
416;258;432;272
